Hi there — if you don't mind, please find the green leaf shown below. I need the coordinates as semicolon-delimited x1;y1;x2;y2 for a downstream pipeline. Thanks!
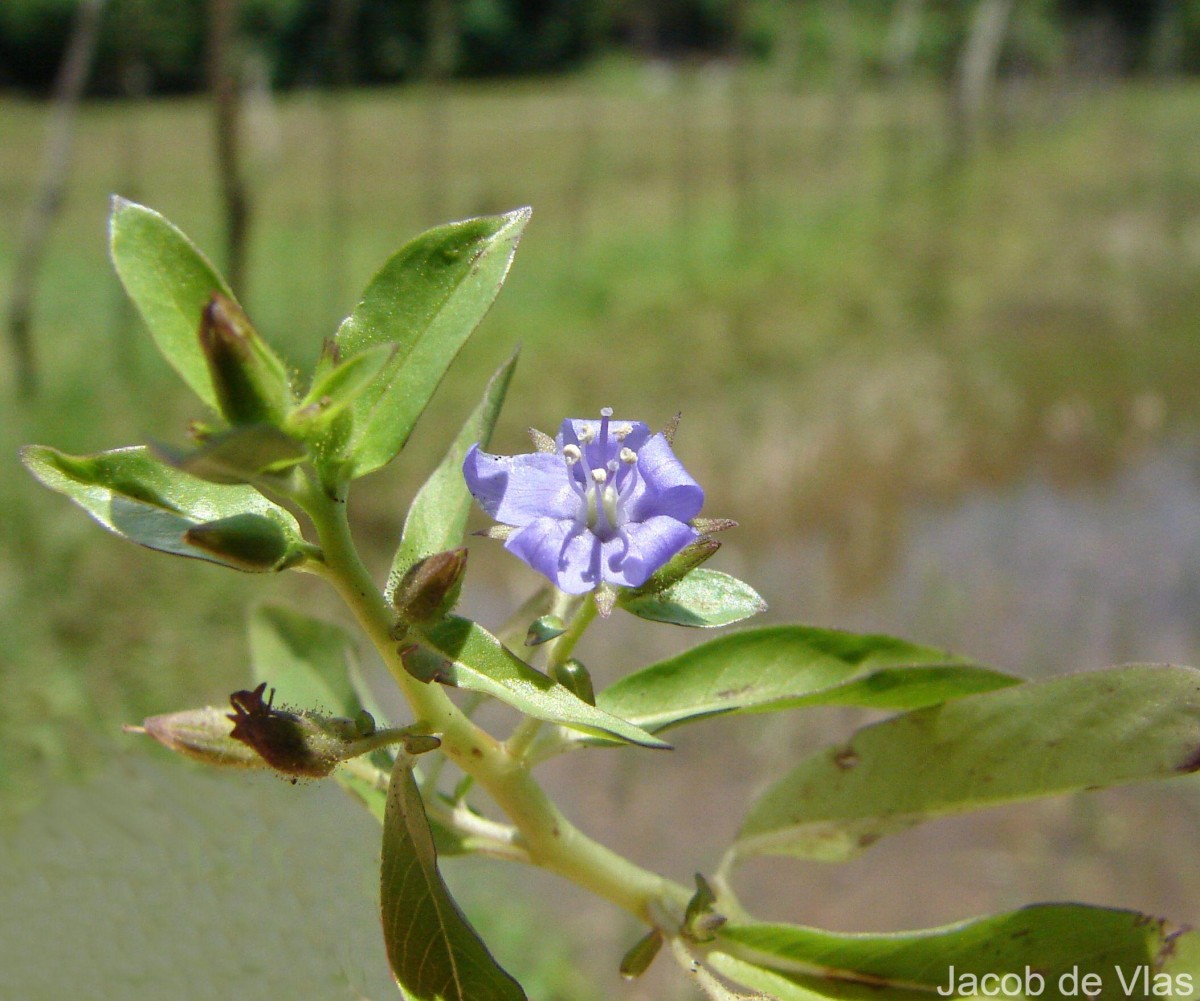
381;760;527;1001
332;209;530;479
248;605;361;715
734;663;1200;864
386;350;518;603
109;198;233;410
247;605;411;824
564;626;1014;747
22;444;305;572
618;568;767;627
711;905;1200;1001
156;425;307;486
414;616;669;749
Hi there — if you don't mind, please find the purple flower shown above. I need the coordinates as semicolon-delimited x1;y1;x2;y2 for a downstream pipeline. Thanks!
464;409;704;594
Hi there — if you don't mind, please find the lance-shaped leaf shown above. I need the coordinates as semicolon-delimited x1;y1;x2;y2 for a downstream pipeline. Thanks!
381;759;527;1001
617;568;767;627
22;445;305;572
109;198;233;411
556;626;1014;749
332;209;530;479
413;616;669;749
386;350;518;603
733;663;1200;864
710;905;1200;1001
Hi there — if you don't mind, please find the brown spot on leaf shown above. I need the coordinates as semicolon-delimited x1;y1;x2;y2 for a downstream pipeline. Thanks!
834;747;860;770
1175;744;1200;774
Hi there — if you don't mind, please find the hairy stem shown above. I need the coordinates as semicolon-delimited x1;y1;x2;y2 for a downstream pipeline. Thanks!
305;489;690;921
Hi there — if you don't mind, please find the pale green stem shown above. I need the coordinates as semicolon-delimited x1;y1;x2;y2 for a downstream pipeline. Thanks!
303;490;690;921
545;589;597;670
504;589;598;760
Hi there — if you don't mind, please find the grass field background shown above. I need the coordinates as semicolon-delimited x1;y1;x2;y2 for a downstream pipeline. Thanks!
2;67;1200;998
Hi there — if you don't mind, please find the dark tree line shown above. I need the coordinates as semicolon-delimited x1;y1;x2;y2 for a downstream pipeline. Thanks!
2;0;1198;96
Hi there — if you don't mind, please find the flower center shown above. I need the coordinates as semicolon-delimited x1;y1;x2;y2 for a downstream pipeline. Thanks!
561;408;639;542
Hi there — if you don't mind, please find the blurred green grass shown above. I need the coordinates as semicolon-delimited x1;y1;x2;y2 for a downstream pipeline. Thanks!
2;68;1200;1001
2;70;1199;828
2;66;1200;993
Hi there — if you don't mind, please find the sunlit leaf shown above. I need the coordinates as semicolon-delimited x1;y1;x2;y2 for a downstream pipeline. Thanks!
618;568;767;627
22;444;304;572
414;616;669;749
710;905;1200;1001
332;209;530;479
559;626;1013;748
109;198;232;411
386;350;518;603
381;760;526;1000
248;605;360;714
733;664;1200;864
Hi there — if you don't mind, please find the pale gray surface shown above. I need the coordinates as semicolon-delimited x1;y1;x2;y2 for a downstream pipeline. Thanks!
0;756;395;1001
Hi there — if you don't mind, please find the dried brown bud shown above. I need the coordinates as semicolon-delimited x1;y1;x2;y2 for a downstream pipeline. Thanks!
391;548;468;625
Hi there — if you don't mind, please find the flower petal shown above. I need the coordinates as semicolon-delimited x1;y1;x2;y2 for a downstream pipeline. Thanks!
463;445;576;526
603;516;698;588
505;517;602;594
629;433;705;523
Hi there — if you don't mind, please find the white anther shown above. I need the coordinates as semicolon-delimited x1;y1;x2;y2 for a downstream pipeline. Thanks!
591;468;608;484
600;406;614;418
578;427;595;444
615;423;633;441
619;447;637;464
562;444;581;464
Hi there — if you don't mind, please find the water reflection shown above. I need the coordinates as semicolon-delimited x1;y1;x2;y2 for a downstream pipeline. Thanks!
762;435;1200;677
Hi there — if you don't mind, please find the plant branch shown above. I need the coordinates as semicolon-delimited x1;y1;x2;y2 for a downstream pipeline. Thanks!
304;489;691;922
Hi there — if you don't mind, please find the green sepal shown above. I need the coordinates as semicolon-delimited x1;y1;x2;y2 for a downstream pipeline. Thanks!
21;444;306;573
633;537;721;594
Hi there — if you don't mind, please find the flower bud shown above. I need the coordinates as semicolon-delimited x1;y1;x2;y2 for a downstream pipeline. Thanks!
128;705;268;770
550;658;595;706
618;930;663;980
392;548;468;625
199;292;293;426
130;684;440;780
525;614;566;647
184;513;299;572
